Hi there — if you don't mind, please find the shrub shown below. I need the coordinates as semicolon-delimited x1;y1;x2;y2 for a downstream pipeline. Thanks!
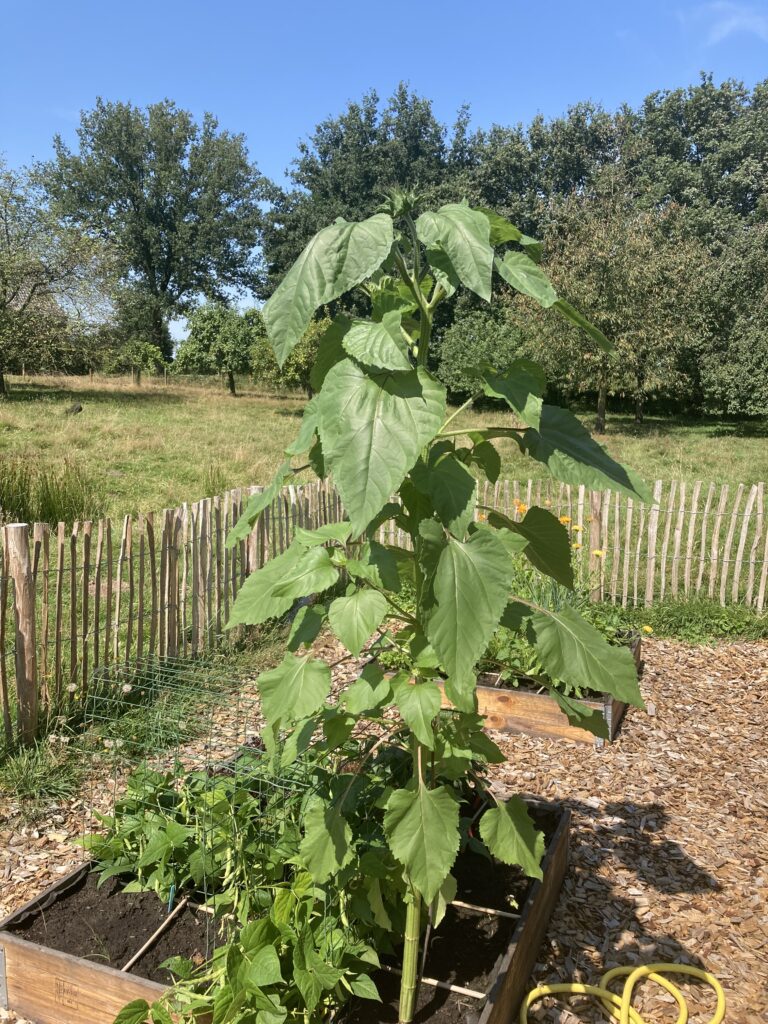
436;307;526;398
249;313;329;395
0;459;106;526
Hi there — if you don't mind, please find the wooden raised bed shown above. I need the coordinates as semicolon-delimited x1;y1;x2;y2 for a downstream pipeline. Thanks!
0;808;570;1024
436;635;642;747
0;865;169;1024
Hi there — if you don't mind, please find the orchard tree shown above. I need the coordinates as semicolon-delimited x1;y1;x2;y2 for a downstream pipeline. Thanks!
175;304;251;395
511;182;710;429
0;161;106;396
248;310;329;397
41;99;265;359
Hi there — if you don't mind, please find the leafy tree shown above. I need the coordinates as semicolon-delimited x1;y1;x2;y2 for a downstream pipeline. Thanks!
699;223;768;414
436;308;525;398
102;337;165;384
249;311;329;396
510;179;711;430
0;161;105;395
40;99;266;359
261;85;471;297
228;191;645;1023
175;303;252;395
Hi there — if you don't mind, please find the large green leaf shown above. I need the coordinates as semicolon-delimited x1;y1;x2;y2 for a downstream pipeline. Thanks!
328;589;388;656
285;398;319;457
258;654;332;730
341;312;413;371
547;687;610;739
240;945;284;988
309;316;350;392
317;359;446;533
293;522;353;548
521;405;652;501
293;929;342;1012
227;546;305;627
227;462;293;548
300;799;353;882
416;204;493;301
481;361;546;428
411;453;477;538
530;605;644;707
113;1002;150;1024
264;214;394;366
479;797;545;880
478;208;542;260
271;546;339;601
425;530;514;709
384;784;460;903
393;679;442;749
487;506;574;588
554;298;613;352
494;252;557;307
287;604;327;651
346;540;402;592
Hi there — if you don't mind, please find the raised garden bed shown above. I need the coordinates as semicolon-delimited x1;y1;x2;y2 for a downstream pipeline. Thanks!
435;634;642;747
0;806;570;1024
0;865;220;1024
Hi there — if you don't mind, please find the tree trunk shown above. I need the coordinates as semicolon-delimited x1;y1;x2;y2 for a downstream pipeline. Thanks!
227;369;236;396
634;392;644;424
0;369;7;398
595;383;607;434
132;366;142;386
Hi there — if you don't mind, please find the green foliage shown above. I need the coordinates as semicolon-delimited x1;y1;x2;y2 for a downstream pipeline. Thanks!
0;741;83;809
175;304;252;392
230;194;646;1021
623;598;768;644
249;313;329;395
41;99;265;354
436;309;525;399
0;458;106;526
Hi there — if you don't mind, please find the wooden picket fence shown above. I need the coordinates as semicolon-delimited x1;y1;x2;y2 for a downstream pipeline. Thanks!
0;475;766;750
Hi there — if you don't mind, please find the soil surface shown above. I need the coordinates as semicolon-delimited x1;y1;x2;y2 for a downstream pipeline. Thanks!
4;870;215;984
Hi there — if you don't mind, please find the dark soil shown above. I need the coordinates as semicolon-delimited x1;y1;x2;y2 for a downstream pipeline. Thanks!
344;807;561;1024
4;869;218;984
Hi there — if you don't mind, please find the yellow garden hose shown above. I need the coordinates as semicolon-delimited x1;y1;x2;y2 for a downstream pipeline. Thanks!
520;962;726;1023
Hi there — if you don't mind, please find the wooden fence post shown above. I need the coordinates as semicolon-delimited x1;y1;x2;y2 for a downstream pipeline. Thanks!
6;525;38;746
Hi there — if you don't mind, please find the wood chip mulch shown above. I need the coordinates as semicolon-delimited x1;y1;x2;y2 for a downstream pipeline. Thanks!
1;638;767;1023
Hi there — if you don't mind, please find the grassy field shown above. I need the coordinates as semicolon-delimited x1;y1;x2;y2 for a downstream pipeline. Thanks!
1;374;767;520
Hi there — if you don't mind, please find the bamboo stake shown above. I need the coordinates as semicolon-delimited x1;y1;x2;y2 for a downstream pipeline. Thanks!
120;897;190;972
610;491;621;602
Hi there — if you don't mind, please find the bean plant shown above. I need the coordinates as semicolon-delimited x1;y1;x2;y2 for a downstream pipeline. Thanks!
227;191;647;1023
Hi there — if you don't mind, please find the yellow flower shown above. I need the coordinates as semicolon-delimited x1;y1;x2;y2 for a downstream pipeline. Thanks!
477;512;487;522
572;541;582;549
591;549;605;557
642;624;654;634
545;499;552;507
515;502;528;515
572;524;583;532
559;515;572;524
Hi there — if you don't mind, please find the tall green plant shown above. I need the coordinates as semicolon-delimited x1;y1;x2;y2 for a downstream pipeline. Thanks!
228;191;647;1023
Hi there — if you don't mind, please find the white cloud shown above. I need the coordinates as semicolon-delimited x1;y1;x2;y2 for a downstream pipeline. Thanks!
682;2;768;45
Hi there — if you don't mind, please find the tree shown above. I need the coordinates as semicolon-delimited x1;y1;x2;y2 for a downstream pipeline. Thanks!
248;311;328;396
260;85;470;297
40;99;266;359
175;304;251;395
436;308;525;399
508;179;710;430
0;161;105;396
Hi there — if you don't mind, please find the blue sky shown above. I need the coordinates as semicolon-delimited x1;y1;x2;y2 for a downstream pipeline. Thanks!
2;1;767;184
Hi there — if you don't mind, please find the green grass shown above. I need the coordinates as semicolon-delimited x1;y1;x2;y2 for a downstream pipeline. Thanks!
0;740;85;813
1;375;767;521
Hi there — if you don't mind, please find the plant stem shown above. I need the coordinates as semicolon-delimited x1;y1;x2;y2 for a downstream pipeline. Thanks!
439;391;483;434
399;889;423;1023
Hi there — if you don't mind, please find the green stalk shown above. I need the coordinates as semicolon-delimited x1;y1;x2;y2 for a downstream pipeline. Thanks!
399;888;423;1023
